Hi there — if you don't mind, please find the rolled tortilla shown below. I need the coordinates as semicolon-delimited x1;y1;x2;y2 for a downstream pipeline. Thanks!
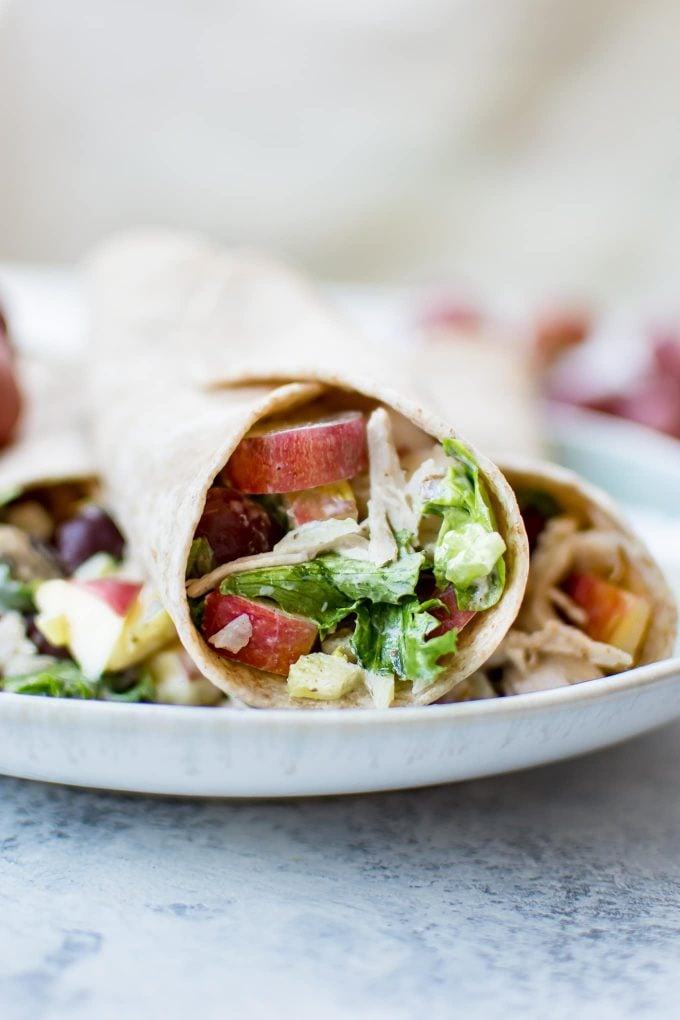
0;356;94;495
480;458;677;695
85;231;530;708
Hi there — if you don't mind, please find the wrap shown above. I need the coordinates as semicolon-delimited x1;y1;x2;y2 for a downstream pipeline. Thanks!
0;356;220;705
469;458;677;696
85;231;530;708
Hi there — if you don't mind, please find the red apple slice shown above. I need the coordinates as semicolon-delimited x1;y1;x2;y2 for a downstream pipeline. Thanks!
202;592;318;675
564;572;651;659
428;586;476;639
0;343;21;447
226;411;367;494
76;579;142;616
283;481;358;527
195;487;281;564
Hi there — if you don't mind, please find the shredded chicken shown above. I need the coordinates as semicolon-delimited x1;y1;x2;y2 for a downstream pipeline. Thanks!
366;408;417;565
0;611;55;678
518;515;629;632
487;619;632;697
437;672;498;703
0;525;61;582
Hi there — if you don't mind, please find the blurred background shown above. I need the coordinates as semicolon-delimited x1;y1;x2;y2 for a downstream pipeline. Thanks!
1;0;680;303
1;0;680;443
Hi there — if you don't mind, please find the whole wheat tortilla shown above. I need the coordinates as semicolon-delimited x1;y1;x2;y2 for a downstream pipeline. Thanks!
500;457;677;665
85;231;530;708
0;356;95;495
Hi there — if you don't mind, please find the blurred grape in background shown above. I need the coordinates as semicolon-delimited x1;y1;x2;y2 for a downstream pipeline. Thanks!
1;0;680;304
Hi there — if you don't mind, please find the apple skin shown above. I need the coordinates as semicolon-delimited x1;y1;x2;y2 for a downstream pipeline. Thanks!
202;592;318;676
226;412;367;494
0;343;22;447
76;579;141;616
284;481;358;528
564;572;651;659
429;586;476;639
36;578;175;678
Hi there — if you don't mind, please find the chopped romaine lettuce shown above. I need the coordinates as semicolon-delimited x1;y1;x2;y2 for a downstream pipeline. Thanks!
1;659;156;702
351;597;458;691
287;652;363;700
99;667;156;703
434;522;506;589
220;552;423;637
421;439;506;612
0;562;37;614
186;537;216;579
1;660;96;698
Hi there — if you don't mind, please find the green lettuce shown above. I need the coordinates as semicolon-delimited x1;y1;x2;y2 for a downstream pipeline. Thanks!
1;660;156;702
1;660;97;698
422;439;506;611
186;537;216;579
221;552;424;637
351;598;457;691
98;668;156;703
0;563;37;614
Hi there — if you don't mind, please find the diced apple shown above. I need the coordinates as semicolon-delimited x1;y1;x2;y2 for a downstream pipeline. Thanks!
428;586;476;639
35;578;175;678
0;343;21;447
106;585;177;671
76;579;141;616
147;644;223;706
226;411;367;494
564;572;651;659
283;481;358;528
202;592;318;675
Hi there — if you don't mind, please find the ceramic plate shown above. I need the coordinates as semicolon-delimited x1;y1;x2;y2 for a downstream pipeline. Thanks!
0;409;678;796
0;272;678;796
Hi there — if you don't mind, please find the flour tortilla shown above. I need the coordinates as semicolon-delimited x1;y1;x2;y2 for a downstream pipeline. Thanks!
500;457;677;665
85;231;530;708
0;356;94;495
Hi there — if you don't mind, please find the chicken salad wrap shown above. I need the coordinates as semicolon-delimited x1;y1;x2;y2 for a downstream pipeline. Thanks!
85;231;529;708
444;460;677;702
0;356;222;705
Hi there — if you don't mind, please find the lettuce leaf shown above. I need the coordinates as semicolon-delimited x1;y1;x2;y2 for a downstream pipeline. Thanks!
220;552;423;637
422;439;506;611
186;537;216;579
1;660;97;698
0;563;37;614
351;597;458;691
1;660;156;702
98;668;156;703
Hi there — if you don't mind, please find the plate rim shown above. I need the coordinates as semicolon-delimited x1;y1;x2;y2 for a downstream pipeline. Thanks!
2;654;679;730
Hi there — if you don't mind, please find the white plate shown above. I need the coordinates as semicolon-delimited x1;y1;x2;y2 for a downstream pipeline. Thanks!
0;410;677;797
0;270;679;796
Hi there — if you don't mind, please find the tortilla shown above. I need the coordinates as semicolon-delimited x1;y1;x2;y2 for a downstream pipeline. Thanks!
499;458;677;668
85;231;530;708
0;356;94;495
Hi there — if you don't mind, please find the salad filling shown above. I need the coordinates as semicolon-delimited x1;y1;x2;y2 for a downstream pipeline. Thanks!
185;403;508;706
446;483;658;701
0;483;222;704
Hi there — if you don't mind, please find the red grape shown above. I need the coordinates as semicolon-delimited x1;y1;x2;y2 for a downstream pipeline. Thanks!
56;505;125;574
195;487;281;565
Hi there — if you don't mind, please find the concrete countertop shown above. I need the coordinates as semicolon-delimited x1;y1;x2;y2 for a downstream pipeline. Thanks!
2;719;680;1020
